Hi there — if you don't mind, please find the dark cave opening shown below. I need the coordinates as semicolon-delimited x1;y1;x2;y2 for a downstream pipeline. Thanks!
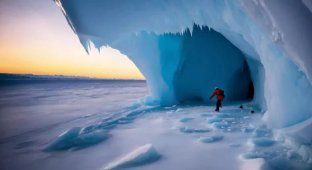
247;79;254;100
167;24;255;104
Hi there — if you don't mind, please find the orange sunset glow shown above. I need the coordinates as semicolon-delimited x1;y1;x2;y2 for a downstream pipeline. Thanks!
0;0;144;80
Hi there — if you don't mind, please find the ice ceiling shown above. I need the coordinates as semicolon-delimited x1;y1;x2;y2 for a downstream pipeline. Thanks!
54;0;312;129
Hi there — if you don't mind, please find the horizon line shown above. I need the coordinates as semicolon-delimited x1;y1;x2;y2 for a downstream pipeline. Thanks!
0;72;146;81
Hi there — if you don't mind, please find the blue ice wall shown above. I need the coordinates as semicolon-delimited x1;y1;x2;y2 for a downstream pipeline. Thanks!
54;0;312;129
172;25;251;103
245;57;266;111
116;25;252;105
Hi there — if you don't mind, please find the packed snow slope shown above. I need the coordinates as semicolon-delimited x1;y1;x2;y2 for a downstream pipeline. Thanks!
54;0;312;129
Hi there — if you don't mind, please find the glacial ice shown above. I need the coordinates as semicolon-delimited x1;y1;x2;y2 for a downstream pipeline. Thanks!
54;0;312;130
199;135;224;143
73;129;110;150
43;127;81;151
44;127;110;151
251;137;275;147
103;144;160;170
252;126;272;138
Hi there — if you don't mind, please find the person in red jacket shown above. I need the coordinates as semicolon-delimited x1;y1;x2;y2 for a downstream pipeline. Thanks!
209;87;225;112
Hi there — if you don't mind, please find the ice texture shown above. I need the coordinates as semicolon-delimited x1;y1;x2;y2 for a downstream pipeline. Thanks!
252;126;272;138
179;127;211;133
179;117;194;123
44;127;110;151
54;0;312;129
43;103;162;151
199;135;224;143
251;137;275;147
1;79;311;170
43;127;81;151
103;144;160;170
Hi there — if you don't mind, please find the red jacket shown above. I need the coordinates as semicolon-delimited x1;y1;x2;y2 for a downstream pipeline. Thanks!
210;89;224;100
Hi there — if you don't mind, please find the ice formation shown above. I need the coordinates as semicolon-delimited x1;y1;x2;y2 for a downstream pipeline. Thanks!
103;144;160;170
53;0;312;129
179;117;194;123
199;135;224;143
251;137;275;147
44;127;110;151
179;127;211;133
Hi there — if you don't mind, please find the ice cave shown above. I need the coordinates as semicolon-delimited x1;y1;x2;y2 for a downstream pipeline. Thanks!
51;0;312;169
55;0;312;129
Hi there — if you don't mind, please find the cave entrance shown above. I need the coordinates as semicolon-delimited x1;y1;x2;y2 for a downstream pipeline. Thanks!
247;80;254;100
172;25;255;104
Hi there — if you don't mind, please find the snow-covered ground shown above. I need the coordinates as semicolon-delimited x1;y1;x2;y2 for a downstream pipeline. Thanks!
0;80;147;169
0;80;310;170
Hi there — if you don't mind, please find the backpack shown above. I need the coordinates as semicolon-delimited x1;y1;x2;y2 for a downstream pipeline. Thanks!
219;89;225;98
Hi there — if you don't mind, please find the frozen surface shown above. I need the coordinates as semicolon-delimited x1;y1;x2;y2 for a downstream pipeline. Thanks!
43;127;110;151
251;137;275;147
179;117;194;123
103;144;160;170
199;135;224;143
1;81;310;169
179;127;211;133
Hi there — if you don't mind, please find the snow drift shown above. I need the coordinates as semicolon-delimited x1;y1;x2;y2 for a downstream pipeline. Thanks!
103;144;160;170
53;0;312;129
43;127;110;151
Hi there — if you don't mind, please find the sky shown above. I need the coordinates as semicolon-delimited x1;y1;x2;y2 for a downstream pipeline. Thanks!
0;0;144;80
